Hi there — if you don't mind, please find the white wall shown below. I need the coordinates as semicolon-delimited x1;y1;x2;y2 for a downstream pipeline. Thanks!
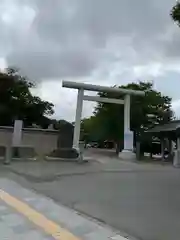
0;127;58;156
0;128;12;146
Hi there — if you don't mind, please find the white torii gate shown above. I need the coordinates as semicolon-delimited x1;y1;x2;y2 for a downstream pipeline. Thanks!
62;81;145;159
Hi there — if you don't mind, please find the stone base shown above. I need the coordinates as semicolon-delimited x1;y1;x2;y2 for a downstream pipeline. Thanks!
118;150;136;161
45;156;79;162
48;148;79;159
46;147;86;163
11;146;36;161
3;146;36;164
0;146;6;159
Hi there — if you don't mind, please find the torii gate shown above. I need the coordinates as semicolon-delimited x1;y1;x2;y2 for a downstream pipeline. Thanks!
62;81;145;159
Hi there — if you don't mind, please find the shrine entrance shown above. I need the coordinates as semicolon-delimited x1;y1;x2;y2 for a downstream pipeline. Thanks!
62;81;145;159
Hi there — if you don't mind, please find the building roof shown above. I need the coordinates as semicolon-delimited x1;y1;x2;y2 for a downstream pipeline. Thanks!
147;120;180;133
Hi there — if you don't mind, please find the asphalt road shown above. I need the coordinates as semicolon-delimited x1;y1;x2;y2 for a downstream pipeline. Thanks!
29;169;179;240
4;152;180;240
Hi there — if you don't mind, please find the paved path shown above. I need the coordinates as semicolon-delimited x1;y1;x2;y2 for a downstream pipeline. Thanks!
0;178;126;240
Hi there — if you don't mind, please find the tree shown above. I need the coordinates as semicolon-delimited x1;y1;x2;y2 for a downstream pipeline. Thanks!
90;81;174;152
80;116;105;142
171;2;180;26
52;119;73;130
0;68;54;127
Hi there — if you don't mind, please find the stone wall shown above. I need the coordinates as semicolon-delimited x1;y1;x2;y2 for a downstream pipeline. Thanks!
0;127;58;156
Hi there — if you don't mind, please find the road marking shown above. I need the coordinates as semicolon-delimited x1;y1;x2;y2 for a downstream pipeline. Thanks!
0;189;80;240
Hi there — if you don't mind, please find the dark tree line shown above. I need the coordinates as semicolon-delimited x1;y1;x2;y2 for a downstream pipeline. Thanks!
0;68;54;128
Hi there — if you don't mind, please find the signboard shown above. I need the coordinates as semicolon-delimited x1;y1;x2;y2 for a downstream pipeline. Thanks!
124;131;134;151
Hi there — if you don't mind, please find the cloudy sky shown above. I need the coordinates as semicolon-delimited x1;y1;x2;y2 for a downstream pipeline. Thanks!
0;0;180;121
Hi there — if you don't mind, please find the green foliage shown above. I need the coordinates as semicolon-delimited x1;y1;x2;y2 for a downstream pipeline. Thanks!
171;2;180;26
0;68;54;127
81;81;174;143
80;116;104;142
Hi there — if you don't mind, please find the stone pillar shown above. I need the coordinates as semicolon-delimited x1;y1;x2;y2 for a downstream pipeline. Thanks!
136;141;141;160
4;146;12;165
168;139;173;161
169;139;172;153
119;94;135;160
124;94;130;133
174;137;180;167
12;120;23;146
73;89;84;149
161;138;165;161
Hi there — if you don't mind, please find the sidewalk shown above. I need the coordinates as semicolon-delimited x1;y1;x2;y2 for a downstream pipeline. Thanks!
0;178;126;240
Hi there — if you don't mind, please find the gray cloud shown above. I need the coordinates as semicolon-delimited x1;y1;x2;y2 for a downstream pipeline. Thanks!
7;44;101;79
31;0;173;43
3;0;179;81
1;0;180;120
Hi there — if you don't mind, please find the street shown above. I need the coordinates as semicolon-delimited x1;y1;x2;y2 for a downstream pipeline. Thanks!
3;150;180;240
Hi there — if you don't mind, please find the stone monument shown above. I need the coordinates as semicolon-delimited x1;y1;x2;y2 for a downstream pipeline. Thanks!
57;121;74;148
48;121;79;159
